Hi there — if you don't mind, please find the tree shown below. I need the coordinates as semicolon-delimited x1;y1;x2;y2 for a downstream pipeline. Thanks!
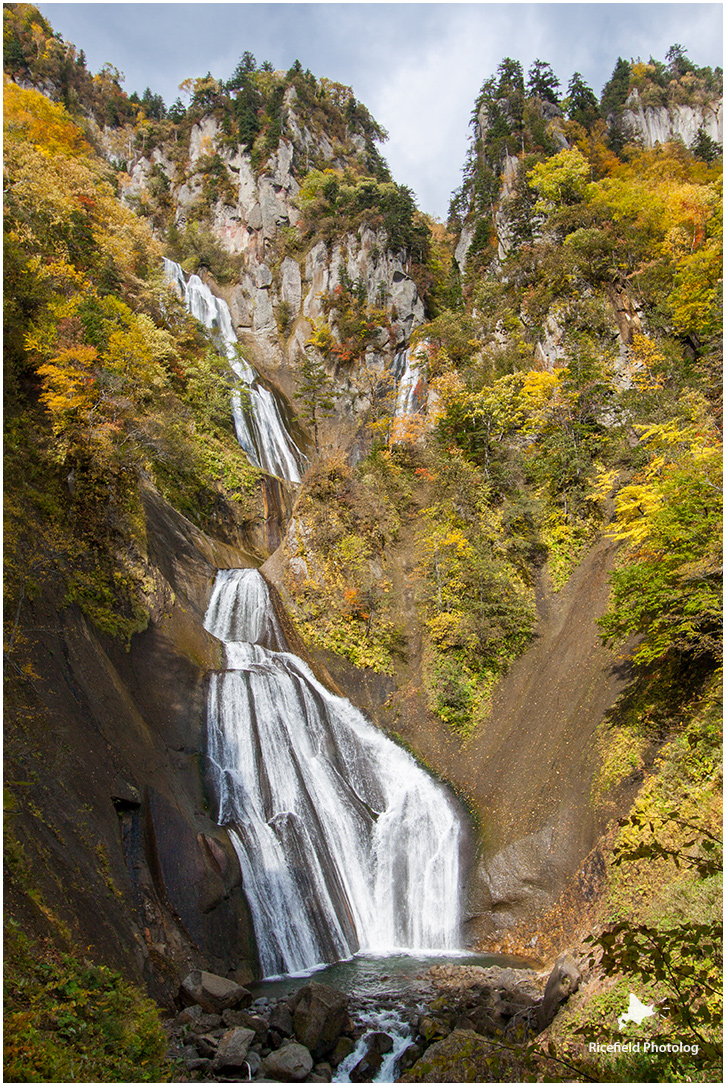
601;57;633;152
565;71;599;129
294;355;335;452
227;51;257;91
691;126;722;164
601;57;631;118
599;400;722;668
527;59;560;104
496;57;524;97
527;148;591;208
167;97;186;122
140;86;165;119
585;809;722;1073
666;43;695;78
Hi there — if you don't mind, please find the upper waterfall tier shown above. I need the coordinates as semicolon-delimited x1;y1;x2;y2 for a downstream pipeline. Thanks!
204;568;464;978
391;348;427;418
163;259;306;482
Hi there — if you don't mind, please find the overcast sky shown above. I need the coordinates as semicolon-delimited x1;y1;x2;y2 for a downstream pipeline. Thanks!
36;2;723;219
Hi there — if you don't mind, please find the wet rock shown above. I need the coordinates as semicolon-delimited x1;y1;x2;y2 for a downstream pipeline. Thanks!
174;1043;200;1062
349;1031;394;1081
400;1042;423;1071
312;1060;333;1082
186;1056;211;1073
180;969;252;1014
246;1050;262;1076
214;1025;256;1070
292;981;349;1057
330;1035;355;1067
173;1003;203;1028
262;1042;314;1081
191;1012;223;1033
194;1033;219;1058
536;952;581;1030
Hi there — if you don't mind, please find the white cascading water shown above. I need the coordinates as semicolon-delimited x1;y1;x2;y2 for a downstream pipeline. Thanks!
163;258;305;482
391;348;427;419
204;567;463;978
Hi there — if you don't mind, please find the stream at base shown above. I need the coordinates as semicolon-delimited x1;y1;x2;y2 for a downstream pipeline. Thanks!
250;950;537;1083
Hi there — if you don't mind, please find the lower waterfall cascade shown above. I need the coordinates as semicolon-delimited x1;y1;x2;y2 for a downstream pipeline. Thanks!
163;258;306;482
203;567;464;978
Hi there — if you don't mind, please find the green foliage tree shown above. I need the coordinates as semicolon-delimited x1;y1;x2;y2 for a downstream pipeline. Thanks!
691;125;722;164
565;71;599;129
527;58;561;104
584;808;722;1076
527;148;591;208
601;57;632;119
294;355;336;452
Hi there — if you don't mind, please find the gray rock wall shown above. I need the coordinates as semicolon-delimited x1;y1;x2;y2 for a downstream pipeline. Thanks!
117;111;425;388
621;92;723;149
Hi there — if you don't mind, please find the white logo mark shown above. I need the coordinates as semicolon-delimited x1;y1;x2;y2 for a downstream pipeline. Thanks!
618;993;657;1029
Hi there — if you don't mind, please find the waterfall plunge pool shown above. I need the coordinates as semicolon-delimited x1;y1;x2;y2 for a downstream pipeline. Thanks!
250;948;538;1001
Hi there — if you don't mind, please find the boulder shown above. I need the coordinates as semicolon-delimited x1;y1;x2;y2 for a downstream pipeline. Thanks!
173;1003;203;1028
194;1033;219;1058
399;1041;423;1071
330;1035;355;1067
349;1032;394;1081
180;969;252;1014
269;1001;294;1036
399;1028;519;1083
190;1012;223;1033
245;1050;262;1077
222;1008;268;1039
213;1026;256;1069
186;1056;212;1073
537;952;581;1030
292;981;349;1057
418;1015;451;1043
262;1042;314;1082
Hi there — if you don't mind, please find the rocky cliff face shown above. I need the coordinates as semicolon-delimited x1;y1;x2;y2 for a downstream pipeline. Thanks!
5;485;272;1001
619;89;723;149
114;91;425;431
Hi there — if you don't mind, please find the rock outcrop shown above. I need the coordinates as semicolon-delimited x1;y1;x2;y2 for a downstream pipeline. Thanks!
117;102;426;406
619;90;723;149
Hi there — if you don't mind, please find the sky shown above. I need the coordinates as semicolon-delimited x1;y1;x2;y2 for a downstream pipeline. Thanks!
35;2;724;219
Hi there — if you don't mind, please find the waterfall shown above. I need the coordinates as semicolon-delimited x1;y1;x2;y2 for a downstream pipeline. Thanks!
391;348;427;419
163;258;306;482
204;568;463;978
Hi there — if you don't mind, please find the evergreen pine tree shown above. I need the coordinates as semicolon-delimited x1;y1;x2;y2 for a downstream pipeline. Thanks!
295;356;335;452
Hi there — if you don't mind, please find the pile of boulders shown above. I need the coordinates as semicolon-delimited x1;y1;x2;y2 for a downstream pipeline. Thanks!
165;956;582;1082
398;955;583;1082
166;972;362;1082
